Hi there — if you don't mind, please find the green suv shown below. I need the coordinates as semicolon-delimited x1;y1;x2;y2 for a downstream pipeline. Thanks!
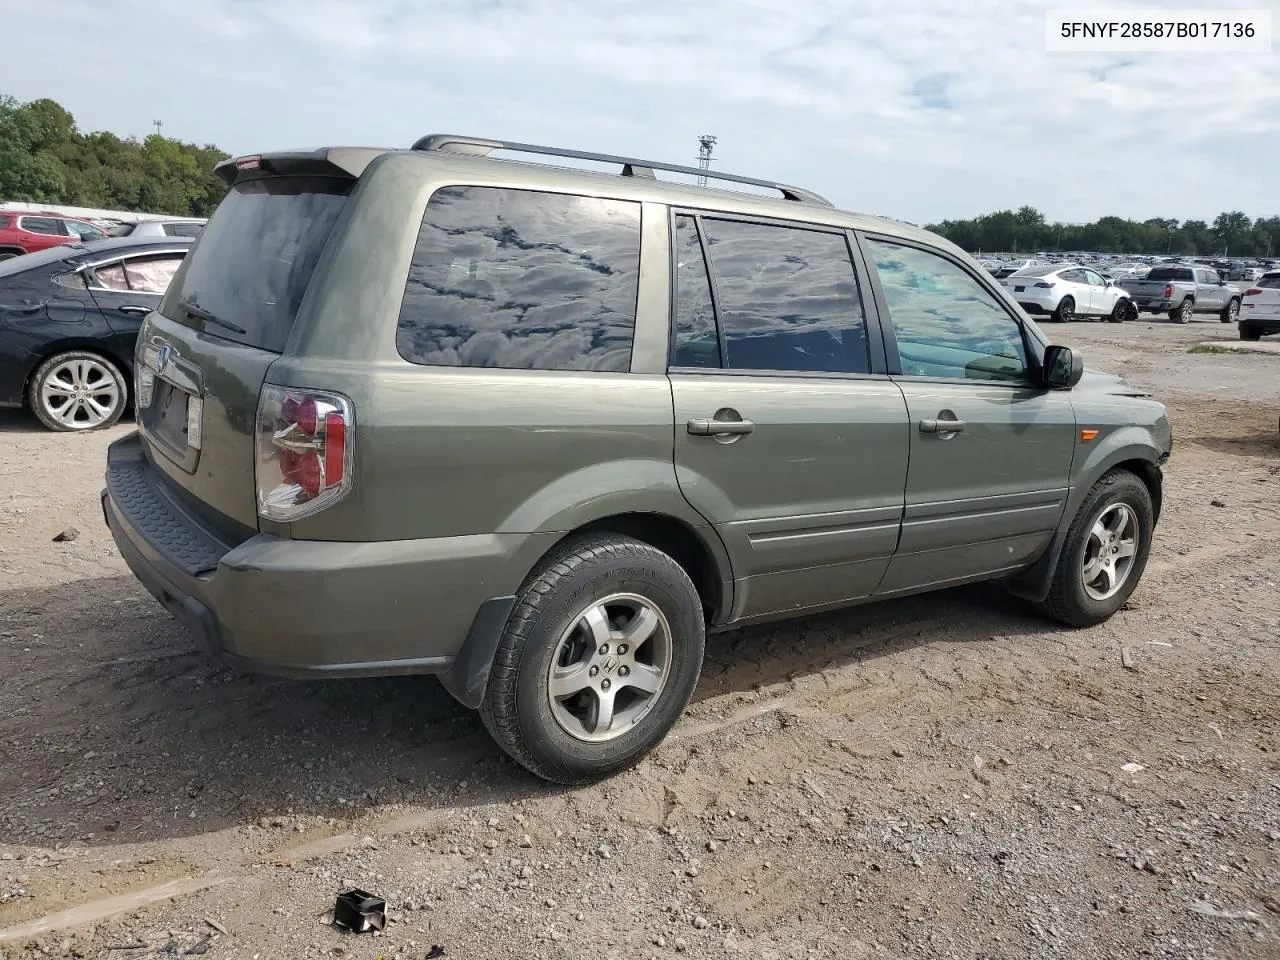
102;136;1172;783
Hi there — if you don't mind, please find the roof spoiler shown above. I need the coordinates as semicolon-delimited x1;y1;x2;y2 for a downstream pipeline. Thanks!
215;147;389;185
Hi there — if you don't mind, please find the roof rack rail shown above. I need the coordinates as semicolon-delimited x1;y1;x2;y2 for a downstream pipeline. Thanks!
410;134;833;206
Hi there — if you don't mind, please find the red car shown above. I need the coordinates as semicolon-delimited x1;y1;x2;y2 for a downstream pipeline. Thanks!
0;212;109;260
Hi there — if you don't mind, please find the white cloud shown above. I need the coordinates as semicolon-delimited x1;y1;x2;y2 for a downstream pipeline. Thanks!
2;0;1276;223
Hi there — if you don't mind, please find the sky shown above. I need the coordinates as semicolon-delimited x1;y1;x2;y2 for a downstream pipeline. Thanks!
2;0;1277;225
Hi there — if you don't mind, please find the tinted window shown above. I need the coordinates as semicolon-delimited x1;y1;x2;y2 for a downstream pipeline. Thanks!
0;216;10;230
868;238;1028;382
1059;268;1085;283
1258;273;1280;289
162;176;350;352
697;218;870;374
164;222;204;238
124;255;184;294
1147;267;1193;281
21;217;59;236
397;187;641;372
671;215;719;367
54;271;87;289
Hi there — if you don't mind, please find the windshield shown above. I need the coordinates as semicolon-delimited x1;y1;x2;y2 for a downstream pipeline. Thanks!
161;175;351;353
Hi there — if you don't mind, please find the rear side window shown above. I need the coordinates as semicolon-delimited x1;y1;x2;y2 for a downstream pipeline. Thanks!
162;176;350;352
397;187;641;372
672;216;871;374
20;217;59;236
0;216;10;230
164;222;203;238
1258;273;1280;289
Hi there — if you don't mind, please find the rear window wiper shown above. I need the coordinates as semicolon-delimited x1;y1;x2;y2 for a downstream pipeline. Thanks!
180;298;247;335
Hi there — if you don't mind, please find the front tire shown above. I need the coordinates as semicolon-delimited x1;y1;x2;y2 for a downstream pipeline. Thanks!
480;535;705;784
1221;298;1239;323
1109;299;1134;323
1052;296;1076;323
1170;298;1194;324
1040;469;1154;628
28;351;128;432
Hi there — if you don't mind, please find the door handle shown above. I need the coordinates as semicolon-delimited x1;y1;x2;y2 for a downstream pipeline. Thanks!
919;417;966;434
117;305;152;316
687;417;755;437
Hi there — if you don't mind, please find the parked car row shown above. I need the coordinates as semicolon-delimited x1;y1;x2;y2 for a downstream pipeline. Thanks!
0;209;205;260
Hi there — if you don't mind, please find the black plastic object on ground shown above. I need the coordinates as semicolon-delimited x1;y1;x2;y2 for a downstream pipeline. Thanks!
332;889;386;933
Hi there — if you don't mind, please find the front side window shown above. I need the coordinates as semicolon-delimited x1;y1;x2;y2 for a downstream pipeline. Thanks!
677;217;870;374
1084;269;1107;287
867;238;1029;383
397;187;641;372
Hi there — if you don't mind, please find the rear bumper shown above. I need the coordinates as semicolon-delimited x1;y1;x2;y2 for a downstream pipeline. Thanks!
1016;301;1050;315
102;433;528;681
1240;314;1280;334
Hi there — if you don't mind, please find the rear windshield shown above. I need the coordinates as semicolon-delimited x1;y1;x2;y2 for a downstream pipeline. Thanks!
162;176;350;352
1146;267;1193;281
1259;273;1280;289
1010;265;1058;277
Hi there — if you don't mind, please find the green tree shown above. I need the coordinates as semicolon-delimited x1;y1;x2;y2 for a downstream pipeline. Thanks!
0;92;228;216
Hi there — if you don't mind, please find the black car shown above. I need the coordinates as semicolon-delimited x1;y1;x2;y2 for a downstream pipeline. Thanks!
0;236;191;431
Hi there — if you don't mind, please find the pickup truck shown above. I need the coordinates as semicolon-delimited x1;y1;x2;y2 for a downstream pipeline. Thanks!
1118;265;1242;324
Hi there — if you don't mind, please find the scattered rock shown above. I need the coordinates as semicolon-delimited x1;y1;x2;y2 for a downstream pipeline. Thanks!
1210;500;1226;508
52;527;79;543
692;916;709;930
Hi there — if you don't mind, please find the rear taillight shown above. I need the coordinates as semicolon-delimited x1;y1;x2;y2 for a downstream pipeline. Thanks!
255;386;353;521
1244;287;1262;297
1163;285;1174;298
1033;282;1056;289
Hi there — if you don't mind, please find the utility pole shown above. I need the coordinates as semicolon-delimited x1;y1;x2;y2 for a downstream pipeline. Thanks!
153;119;163;137
696;135;717;188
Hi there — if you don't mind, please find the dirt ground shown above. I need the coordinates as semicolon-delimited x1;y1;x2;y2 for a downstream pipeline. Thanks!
0;316;1277;960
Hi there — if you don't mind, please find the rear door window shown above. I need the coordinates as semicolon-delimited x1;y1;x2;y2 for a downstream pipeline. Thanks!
161;176;351;352
124;255;184;294
674;216;871;374
20;217;60;236
396;187;642;372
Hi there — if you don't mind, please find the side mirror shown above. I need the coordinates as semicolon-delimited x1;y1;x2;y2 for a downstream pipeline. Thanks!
1043;345;1084;390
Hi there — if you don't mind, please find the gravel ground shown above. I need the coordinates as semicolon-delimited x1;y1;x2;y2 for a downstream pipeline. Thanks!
0;316;1277;960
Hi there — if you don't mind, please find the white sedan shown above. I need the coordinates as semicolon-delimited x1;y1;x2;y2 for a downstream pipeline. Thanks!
1001;264;1136;323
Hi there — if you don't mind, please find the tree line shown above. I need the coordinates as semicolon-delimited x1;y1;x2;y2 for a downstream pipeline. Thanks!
0;94;229;217
927;205;1280;259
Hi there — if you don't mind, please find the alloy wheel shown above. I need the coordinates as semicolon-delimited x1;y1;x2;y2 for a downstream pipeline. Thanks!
546;592;673;743
1081;503;1139;601
39;357;121;429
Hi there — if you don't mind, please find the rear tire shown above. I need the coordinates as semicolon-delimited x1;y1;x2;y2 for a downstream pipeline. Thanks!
1220;298;1239;323
28;351;128;432
1170;298;1194;324
479;535;705;784
1040;469;1154;628
1051;296;1075;323
1240;325;1262;342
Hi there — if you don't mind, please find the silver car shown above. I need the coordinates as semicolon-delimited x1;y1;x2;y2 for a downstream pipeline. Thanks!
110;219;206;239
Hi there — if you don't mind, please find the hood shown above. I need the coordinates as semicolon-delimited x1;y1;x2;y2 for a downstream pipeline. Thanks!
1075;368;1153;398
